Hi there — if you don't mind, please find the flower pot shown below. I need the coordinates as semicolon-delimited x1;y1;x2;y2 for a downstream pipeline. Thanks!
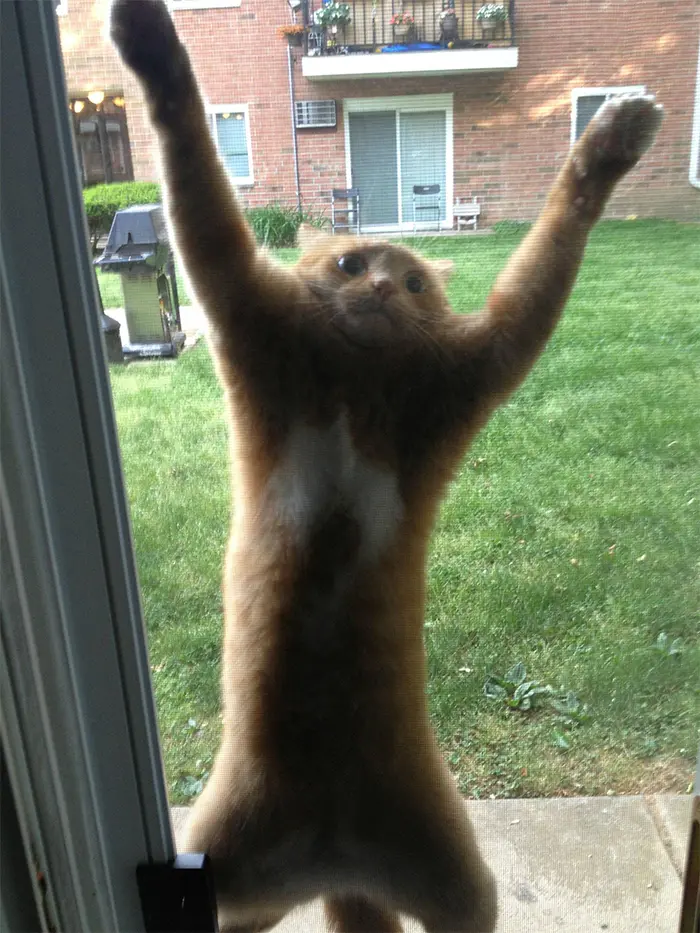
439;12;459;45
480;17;505;39
393;24;413;42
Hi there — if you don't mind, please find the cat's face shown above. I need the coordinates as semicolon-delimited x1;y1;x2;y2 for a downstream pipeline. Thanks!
296;233;454;351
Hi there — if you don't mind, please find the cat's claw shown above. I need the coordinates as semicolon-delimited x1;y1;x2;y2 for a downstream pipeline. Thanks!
575;93;664;177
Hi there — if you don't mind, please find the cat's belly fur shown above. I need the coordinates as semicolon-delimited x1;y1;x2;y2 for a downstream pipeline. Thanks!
229;411;413;769
266;410;403;564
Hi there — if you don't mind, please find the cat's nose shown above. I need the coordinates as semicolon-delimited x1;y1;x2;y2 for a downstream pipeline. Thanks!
371;277;397;302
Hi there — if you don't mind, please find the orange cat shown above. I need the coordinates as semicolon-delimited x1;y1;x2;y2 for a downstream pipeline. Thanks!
110;3;663;930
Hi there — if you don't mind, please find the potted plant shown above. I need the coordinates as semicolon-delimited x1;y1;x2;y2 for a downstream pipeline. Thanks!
438;1;459;47
390;12;415;43
277;24;305;47
313;2;351;29
476;3;507;40
313;1;351;48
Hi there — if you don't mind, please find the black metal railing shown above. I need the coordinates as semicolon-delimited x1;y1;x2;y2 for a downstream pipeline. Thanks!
301;0;515;55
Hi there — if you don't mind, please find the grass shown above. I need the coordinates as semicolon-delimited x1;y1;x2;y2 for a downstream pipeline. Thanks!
106;220;700;804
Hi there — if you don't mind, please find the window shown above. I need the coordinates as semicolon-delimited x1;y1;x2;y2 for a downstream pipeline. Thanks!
208;105;253;185
70;94;133;185
690;45;700;188
570;85;646;146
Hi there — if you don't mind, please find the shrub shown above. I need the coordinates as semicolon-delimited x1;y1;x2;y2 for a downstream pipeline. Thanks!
85;183;326;252
245;204;327;248
83;181;162;249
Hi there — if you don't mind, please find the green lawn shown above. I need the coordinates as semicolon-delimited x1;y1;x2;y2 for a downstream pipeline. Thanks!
107;221;700;804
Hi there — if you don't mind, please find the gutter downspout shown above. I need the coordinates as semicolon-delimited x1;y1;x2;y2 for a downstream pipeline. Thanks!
287;44;302;212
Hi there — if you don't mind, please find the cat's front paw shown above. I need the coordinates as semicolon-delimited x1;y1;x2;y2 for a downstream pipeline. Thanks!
110;0;183;90
575;93;664;178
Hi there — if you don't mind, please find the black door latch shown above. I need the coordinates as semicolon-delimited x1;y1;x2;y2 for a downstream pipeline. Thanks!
137;853;219;933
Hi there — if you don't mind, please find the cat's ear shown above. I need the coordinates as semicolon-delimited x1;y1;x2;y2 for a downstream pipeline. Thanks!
431;259;455;284
296;223;330;250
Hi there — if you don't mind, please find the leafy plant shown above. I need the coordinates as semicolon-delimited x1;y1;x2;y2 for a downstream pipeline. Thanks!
313;2;351;27
476;3;507;22
174;755;211;800
654;632;683;657
483;662;556;711
390;12;415;26
551;691;589;725
552;730;571;751
244;204;326;248
484;664;588;725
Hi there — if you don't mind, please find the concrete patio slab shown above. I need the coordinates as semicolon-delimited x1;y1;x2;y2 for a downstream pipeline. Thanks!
648;794;694;876
171;794;692;932
105;304;207;349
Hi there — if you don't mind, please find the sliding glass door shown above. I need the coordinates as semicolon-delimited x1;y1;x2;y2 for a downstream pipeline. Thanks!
346;97;451;231
399;110;446;226
348;111;399;227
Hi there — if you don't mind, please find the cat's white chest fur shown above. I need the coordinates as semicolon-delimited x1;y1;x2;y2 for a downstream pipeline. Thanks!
268;411;402;562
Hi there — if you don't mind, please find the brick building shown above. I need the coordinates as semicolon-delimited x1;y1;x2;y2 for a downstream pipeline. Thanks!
58;0;700;227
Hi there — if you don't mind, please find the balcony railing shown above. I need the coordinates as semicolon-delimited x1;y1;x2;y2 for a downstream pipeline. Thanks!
302;0;515;56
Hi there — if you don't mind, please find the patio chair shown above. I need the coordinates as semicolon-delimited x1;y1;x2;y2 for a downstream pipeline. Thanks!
412;184;442;233
331;188;361;235
453;196;481;232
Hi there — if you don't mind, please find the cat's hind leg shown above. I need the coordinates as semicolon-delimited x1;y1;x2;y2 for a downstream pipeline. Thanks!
324;895;403;933
349;777;497;933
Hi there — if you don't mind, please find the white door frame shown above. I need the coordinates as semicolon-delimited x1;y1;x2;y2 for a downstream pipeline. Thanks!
343;93;454;233
1;2;174;928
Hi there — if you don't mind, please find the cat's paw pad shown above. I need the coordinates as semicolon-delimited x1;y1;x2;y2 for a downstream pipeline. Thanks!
577;93;664;174
110;0;180;84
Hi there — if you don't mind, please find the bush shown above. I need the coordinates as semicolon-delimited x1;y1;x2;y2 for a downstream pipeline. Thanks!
244;204;326;248
85;184;326;252
83;181;162;249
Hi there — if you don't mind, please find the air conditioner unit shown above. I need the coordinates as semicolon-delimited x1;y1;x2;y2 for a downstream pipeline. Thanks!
295;100;337;129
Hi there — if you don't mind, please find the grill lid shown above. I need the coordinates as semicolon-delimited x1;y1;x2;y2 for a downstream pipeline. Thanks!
95;204;169;267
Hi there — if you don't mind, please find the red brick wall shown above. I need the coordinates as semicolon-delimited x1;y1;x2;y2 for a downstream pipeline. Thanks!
58;0;700;224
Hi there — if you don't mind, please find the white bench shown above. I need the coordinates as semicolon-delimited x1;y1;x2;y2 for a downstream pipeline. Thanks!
453;198;481;232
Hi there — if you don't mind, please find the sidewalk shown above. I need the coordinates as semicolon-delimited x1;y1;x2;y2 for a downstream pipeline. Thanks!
171;794;692;932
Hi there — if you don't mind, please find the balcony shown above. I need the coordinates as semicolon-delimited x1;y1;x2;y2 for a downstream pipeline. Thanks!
301;0;518;81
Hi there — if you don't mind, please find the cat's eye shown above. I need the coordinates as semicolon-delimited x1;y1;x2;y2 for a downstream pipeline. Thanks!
337;254;367;277
405;274;425;294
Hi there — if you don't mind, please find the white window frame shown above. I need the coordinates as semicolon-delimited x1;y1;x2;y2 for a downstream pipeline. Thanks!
169;0;242;11
570;85;646;147
2;2;174;928
343;93;454;234
208;103;254;186
690;40;700;189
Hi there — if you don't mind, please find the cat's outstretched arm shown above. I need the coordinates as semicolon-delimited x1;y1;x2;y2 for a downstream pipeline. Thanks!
459;94;663;407
109;0;260;323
